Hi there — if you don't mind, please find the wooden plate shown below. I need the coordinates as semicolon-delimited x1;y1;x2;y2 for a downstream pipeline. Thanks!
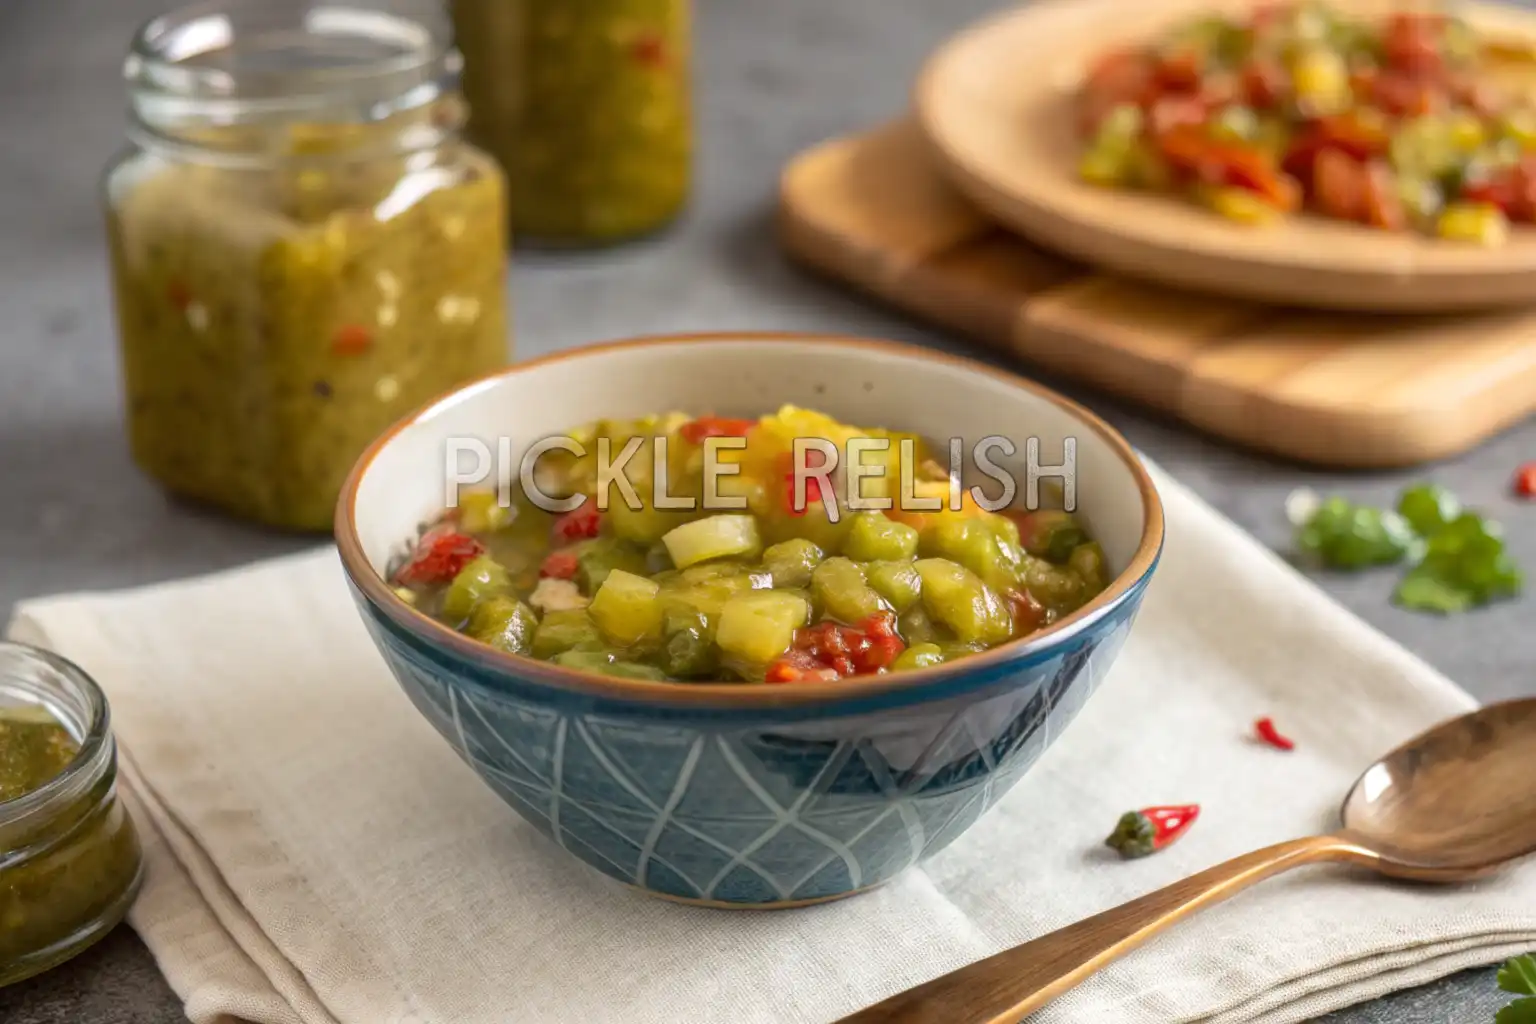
913;0;1536;312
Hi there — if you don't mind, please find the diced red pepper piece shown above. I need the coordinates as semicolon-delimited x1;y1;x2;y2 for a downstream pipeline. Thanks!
1461;169;1523;218
1104;805;1201;859
783;473;824;517
1382;12;1447;78
1363;161;1406;231
1371;72;1443;118
847;612;905;674
1147;95;1210;137
1154;49;1204;92
679;416;755;446
539;550;580;580
1254;716;1296;751
766;650;841;684
1249;2;1290;32
1006;589;1047;635
331;323;373;357
1282;113;1392;186
553;503;601;542
1157;126;1298;209
1079;48;1158;137
1312;147;1368;222
1241;58;1287;110
1513;462;1536;498
392;526;486;587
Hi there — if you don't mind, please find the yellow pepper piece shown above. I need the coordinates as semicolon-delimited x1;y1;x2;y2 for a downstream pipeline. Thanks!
1436;202;1510;245
1204;186;1281;226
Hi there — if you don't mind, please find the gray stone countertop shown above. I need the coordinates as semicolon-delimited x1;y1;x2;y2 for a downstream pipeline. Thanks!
0;0;1528;1020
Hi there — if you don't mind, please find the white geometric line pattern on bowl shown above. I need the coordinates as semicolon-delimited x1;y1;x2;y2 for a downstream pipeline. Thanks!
363;605;1137;906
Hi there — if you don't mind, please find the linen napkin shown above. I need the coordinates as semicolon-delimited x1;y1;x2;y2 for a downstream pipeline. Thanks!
9;464;1535;1024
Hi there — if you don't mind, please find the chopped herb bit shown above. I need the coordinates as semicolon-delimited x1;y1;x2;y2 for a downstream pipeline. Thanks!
1396;482;1461;536
1293;483;1523;615
1496;954;1536;1024
1104;804;1200;859
1295;496;1417;569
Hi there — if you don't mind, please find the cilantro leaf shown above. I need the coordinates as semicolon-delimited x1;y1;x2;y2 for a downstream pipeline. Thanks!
1501;955;1536;997
1496;997;1536;1024
1393;565;1474;614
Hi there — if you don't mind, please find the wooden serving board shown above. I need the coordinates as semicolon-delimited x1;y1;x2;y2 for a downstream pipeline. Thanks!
777;120;1536;469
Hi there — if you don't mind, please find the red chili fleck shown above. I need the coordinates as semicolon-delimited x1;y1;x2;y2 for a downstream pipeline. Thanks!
331;323;373;356
1104;804;1201;859
790;612;905;678
552;503;601;542
679;415;755;446
392;526;485;587
629;30;669;69
166;279;192;311
1255;716;1296;751
1514;462;1536;498
539;550;580;580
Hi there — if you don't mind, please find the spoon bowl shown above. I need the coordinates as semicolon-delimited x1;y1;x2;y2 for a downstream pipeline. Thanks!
1341;699;1536;879
837;698;1536;1023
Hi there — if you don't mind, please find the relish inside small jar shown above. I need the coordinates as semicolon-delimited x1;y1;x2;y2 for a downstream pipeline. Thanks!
0;643;143;987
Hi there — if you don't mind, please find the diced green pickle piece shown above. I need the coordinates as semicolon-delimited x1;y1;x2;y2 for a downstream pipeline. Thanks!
811;557;889;623
607;502;693;546
455;490;517;533
891;643;945;671
715;591;810;665
844;512;920;562
866;561;922;613
467;597;538;655
443;555;512;624
762;538;824;588
1024;559;1089;616
1015;510;1088;563
552;650;668;681
664;627;719;679
1068;542;1108;591
531;609;604;659
922;516;1025;592
588;570;664;646
575;537;651;593
913;558;1013;645
662;514;762;568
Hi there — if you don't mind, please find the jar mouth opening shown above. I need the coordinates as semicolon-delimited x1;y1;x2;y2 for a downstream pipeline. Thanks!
125;0;462;137
0;643;113;827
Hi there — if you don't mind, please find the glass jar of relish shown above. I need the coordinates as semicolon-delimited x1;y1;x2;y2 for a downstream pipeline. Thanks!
104;0;511;532
451;0;692;246
0;643;143;986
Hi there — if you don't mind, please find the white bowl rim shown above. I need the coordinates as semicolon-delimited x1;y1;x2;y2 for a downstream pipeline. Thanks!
334;331;1165;708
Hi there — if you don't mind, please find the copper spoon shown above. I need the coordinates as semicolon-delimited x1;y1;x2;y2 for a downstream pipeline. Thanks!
836;698;1536;1024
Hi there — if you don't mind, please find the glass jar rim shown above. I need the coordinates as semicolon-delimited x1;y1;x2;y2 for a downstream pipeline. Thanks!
124;0;463;142
0;642;114;828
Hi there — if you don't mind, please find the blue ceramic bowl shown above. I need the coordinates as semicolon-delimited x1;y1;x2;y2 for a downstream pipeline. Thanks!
336;333;1163;908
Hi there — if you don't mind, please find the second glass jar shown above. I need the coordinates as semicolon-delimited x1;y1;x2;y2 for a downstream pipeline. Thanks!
104;1;511;532
452;0;693;246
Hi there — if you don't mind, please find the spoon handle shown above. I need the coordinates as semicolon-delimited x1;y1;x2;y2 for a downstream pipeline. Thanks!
835;833;1379;1024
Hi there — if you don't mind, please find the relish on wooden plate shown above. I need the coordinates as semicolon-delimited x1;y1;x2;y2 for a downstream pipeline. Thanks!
1076;1;1536;244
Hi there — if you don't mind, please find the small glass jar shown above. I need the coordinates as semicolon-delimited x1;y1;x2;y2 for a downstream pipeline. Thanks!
0;643;143;987
104;0;511;532
451;0;692;246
